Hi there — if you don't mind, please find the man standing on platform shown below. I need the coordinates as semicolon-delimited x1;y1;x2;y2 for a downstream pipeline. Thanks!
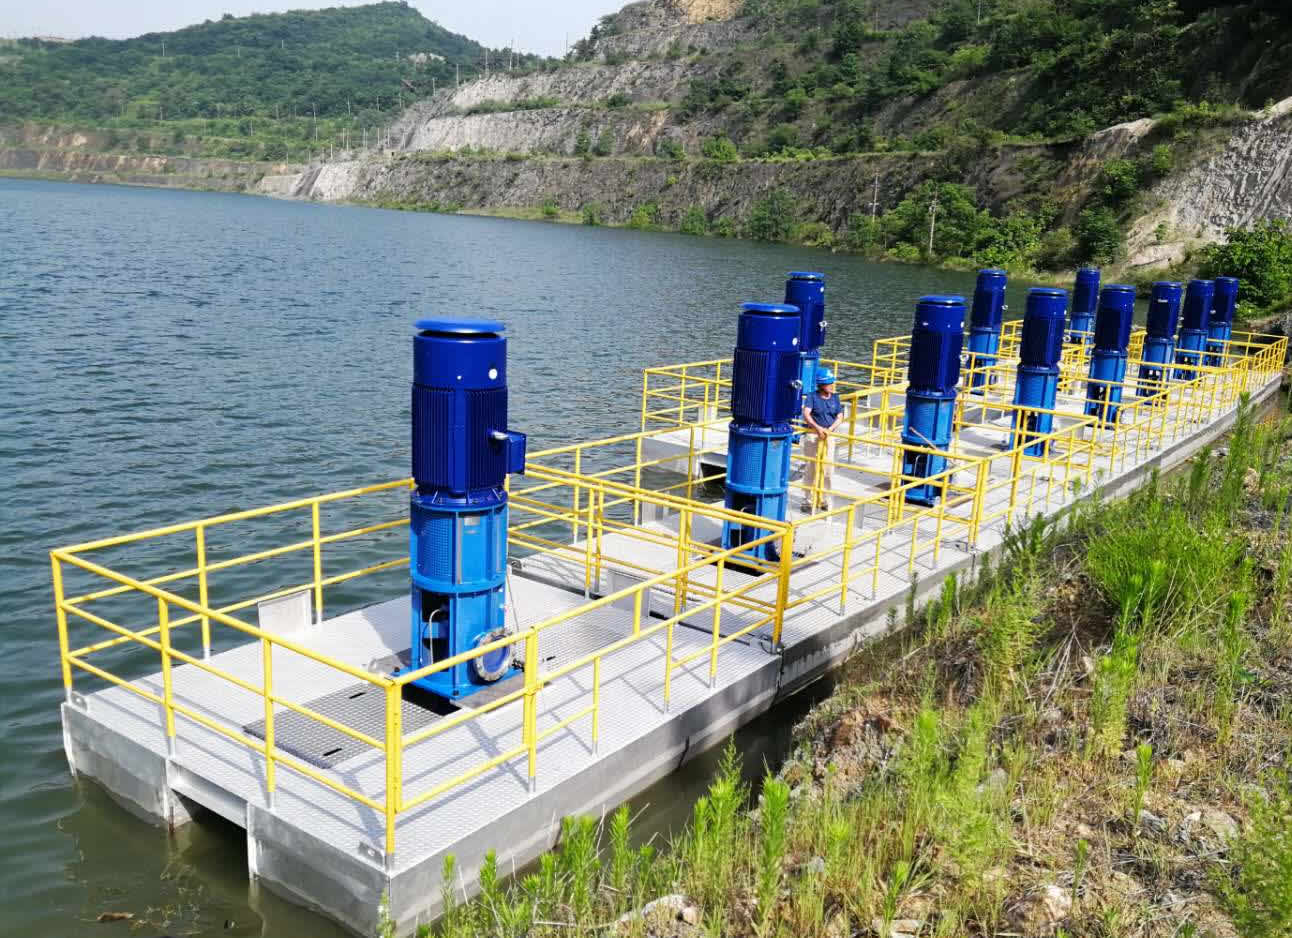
802;369;843;511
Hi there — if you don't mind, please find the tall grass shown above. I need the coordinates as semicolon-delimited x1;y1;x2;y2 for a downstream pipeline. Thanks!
417;408;1292;938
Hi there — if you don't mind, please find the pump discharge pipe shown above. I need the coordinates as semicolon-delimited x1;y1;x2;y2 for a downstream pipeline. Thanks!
785;271;826;405
1069;267;1100;345
1205;276;1239;368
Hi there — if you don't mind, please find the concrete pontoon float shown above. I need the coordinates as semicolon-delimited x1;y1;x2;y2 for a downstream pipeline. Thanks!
50;273;1286;936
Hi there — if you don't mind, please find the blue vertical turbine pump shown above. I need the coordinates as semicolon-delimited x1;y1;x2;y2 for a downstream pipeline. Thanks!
722;303;802;561
901;296;965;506
1084;285;1136;426
1175;279;1215;380
966;268;1008;393
1069;267;1100;344
1205;276;1240;367
785;272;826;400
1136;281;1183;399
405;319;527;702
1009;288;1068;456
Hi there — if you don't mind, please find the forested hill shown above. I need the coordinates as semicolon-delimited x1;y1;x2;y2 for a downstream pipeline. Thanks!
0;2;544;124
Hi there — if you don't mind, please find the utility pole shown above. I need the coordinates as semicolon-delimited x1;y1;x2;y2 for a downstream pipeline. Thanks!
870;173;880;222
455;63;459;88
484;49;488;79
347;99;351;117
161;40;165;57
927;195;939;255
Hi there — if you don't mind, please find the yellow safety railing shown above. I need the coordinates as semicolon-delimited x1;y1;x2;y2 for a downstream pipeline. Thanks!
49;318;1284;871
50;470;789;864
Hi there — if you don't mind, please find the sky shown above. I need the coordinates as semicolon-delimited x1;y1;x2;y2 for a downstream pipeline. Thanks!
0;0;623;57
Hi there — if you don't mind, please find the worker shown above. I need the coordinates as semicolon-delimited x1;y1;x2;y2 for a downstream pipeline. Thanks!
802;368;843;511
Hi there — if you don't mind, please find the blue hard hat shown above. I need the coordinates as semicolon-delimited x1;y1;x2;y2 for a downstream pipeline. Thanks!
816;368;836;385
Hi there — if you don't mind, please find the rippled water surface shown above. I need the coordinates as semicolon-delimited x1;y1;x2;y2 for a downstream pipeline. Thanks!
1;178;1051;936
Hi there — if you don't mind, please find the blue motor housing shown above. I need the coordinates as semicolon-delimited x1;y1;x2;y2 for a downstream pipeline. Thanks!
967;268;1007;393
1085;285;1135;426
724;303;801;561
1205;276;1239;367
1175;279;1214;380
1137;281;1182;399
1070;267;1100;344
405;319;526;701
902;296;965;505
786;272;826;405
1010;288;1067;456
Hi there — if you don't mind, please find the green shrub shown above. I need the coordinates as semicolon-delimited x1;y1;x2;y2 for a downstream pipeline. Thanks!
593;128;615;156
766;122;800;153
793;220;834;248
1198;220;1292;312
713;216;736;237
655;137;685;160
700;135;739;162
679;205;708;236
627;201;659;229
573;129;591;156
1217;774;1292;936
746;188;796;241
1099;158;1141;203
540;197;559;219
580;202;604;225
605;92;630;108
1075;206;1124;264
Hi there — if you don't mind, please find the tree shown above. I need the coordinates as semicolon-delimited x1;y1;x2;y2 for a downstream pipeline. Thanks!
1198;220;1292;311
746;189;796;241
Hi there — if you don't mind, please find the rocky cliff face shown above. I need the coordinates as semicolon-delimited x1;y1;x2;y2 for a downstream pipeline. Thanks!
1126;99;1292;268
264;149;938;231
0;124;286;191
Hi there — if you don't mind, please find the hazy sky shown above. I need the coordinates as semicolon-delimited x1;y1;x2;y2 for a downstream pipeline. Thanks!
0;1;623;57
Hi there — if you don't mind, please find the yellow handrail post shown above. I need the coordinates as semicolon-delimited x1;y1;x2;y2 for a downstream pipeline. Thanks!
632;589;642;637
196;524;211;658
51;554;73;699
261;636;276;804
708;558;724;688
662;613;676;712
674;508;691;617
639;369;649;433
311;502;324;624
773;528;793;646
524;630;538;793
840;504;856;611
572;451;582;542
384;680;400;858
158;597;177;755
591;657;601;754
583;489;595;597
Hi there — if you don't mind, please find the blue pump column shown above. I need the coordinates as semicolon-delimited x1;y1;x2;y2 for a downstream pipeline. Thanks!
901;296;965;506
1174;279;1215;380
1137;281;1183;400
405;319;527;701
1010;288;1068;456
722;302;802;562
1084;285;1136;426
785;272;826;402
966;268;1008;394
1069;267;1100;344
1205;276;1239;367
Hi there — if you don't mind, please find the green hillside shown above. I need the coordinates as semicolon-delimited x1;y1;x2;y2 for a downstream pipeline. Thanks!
0;1;544;124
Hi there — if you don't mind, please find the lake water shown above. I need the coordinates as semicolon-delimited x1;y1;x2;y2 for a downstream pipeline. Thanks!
0;177;1047;936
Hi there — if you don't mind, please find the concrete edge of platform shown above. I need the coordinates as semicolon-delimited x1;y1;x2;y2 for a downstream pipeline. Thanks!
249;802;388;936
62;702;194;830
385;655;781;936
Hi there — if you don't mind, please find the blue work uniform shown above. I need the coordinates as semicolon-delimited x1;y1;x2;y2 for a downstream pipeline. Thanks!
806;390;842;429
